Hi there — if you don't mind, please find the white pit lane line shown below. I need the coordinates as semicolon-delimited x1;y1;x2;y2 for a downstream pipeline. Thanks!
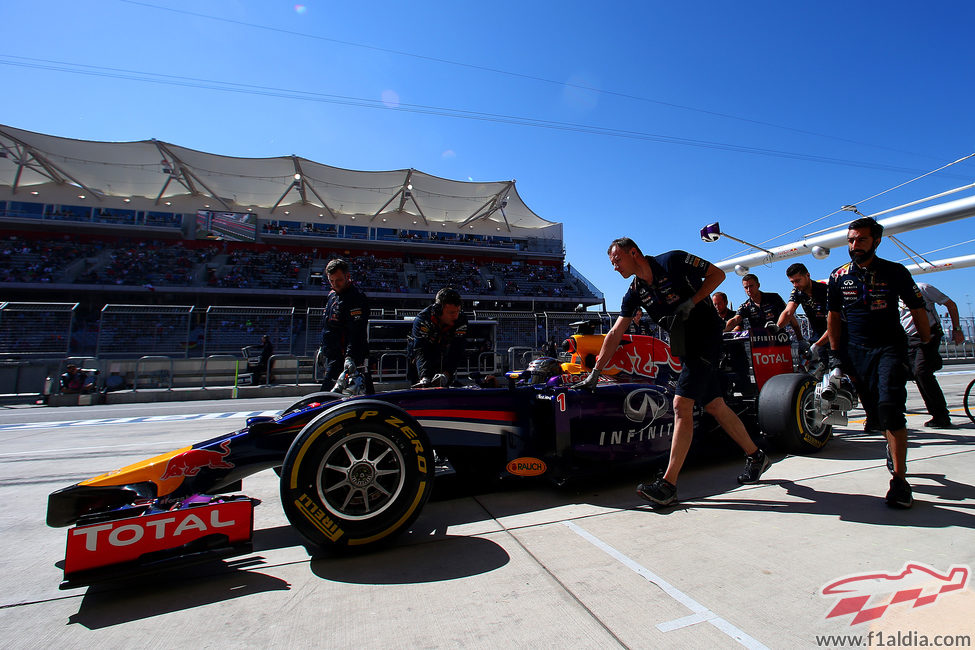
563;521;769;650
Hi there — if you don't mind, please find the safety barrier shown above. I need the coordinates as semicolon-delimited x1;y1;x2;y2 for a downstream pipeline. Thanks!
0;302;77;358
134;356;174;391
97;305;193;358
204;306;294;357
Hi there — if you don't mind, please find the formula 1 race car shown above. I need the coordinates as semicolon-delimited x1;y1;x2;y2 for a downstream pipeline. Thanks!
47;324;856;588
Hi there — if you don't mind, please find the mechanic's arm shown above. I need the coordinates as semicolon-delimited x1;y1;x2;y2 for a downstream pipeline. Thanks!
776;301;798;329
943;298;964;344
592;316;631;372
699;264;726;304
724;314;742;332
827;310;842;355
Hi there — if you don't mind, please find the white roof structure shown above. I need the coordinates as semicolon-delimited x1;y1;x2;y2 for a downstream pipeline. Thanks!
0;124;558;236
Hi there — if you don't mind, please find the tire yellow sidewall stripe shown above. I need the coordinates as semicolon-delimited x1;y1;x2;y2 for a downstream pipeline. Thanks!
289;411;357;489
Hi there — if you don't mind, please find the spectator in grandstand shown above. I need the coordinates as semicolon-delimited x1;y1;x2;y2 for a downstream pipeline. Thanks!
319;259;370;391
712;291;733;322
407;287;469;387
577;238;769;507
723;274;790;333
60;364;95;394
899;281;965;429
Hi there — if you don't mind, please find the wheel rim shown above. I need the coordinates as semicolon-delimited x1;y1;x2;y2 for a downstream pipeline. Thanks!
315;431;406;520
800;383;829;440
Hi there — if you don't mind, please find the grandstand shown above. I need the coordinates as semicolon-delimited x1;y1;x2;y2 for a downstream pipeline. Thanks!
0;124;603;363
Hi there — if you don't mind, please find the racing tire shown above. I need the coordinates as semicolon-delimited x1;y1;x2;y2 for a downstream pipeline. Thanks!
282;392;344;416
758;373;831;454
279;400;434;551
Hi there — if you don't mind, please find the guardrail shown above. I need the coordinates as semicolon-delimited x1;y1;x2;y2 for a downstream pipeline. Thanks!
134;356;174;391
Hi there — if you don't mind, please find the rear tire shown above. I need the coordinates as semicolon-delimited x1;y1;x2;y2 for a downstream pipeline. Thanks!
758;373;831;454
279;400;434;550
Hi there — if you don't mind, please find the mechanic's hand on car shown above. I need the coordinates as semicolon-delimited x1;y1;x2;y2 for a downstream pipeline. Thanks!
412;377;431;388
431;373;448;387
673;299;695;323
764;321;781;334
343;356;356;373
808;342;823;363
576;368;601;390
828;352;844;372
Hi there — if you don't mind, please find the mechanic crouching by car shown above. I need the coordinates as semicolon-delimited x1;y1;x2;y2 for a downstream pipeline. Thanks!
407;287;469;387
319;258;370;392
827;216;929;509
577;237;771;507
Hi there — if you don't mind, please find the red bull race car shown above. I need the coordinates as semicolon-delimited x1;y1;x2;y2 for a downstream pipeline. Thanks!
47;324;855;588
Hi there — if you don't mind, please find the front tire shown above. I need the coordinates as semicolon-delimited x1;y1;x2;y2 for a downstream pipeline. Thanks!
279;400;434;550
758;373;831;454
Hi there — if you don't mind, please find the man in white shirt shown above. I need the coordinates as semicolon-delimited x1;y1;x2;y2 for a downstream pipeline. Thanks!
899;281;966;429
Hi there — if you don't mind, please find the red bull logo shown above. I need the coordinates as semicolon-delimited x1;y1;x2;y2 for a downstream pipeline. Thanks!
821;562;970;625
160;440;234;479
606;335;682;379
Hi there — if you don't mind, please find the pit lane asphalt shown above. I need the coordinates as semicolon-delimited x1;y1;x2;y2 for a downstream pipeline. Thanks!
2;369;974;649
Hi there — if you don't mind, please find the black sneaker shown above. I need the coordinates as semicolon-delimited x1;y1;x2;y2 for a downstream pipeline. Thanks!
885;444;894;475
864;419;883;433
737;449;771;484
924;417;955;429
886;475;913;509
637;477;678;506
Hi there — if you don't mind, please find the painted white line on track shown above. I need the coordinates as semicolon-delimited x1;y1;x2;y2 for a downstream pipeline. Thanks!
563;521;769;650
0;410;282;432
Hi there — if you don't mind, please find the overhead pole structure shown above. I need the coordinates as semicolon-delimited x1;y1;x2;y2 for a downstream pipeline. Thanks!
714;193;975;275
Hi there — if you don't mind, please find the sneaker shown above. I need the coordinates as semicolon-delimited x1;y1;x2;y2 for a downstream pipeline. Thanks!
885;475;913;509
864;419;883;433
885;444;894;475
737;449;771;485
636;477;678;506
924;417;955;429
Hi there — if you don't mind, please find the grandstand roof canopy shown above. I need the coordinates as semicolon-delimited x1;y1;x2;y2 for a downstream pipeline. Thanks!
0;124;556;232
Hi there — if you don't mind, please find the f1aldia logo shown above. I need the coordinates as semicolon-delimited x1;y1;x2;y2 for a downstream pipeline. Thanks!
820;562;970;626
623;388;668;424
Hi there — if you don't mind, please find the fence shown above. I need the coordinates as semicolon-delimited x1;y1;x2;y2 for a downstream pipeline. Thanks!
6;305;975;368
203;306;294;356
96;305;193;358
0;302;77;358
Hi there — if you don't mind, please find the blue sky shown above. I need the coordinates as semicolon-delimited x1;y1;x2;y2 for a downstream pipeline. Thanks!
3;1;975;318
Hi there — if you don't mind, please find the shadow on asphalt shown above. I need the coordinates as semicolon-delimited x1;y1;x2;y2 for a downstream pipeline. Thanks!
68;563;291;629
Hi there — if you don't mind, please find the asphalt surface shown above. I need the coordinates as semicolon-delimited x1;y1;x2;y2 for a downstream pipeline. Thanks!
1;369;974;649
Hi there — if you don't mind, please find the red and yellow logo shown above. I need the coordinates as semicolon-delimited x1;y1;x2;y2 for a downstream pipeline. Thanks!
506;457;547;477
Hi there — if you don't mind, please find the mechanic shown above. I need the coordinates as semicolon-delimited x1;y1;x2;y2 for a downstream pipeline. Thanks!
254;334;274;385
827;217;929;509
407;287;469;387
319;258;370;392
899;281;965;429
712;291;734;323
724;274;793;334
627;308;652;335
59;364;94;394
777;262;830;364
578;237;771;507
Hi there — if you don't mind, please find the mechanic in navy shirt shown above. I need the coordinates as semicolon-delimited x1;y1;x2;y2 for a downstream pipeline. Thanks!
724;274;792;334
319;258;370;391
827;217;928;508
407;287;469;387
578;237;770;507
777;262;830;362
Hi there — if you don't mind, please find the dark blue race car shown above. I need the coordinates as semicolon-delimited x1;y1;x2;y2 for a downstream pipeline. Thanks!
47;326;855;588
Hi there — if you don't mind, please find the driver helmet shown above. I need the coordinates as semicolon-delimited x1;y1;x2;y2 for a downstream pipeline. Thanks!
524;356;562;385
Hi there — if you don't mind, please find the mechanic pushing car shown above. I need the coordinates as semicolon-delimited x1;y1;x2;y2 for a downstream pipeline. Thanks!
577;237;770;506
407;287;469;387
319;258;370;392
778;262;830;366
827;216;929;509
724;273;796;337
